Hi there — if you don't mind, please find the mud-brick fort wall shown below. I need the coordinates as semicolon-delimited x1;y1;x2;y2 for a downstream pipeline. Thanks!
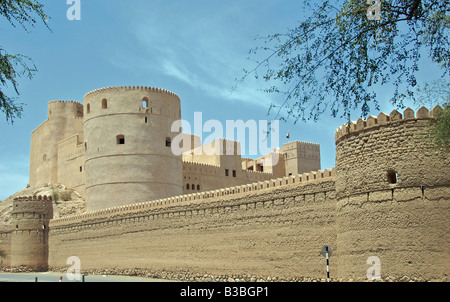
49;171;337;279
45;106;449;281
334;106;450;280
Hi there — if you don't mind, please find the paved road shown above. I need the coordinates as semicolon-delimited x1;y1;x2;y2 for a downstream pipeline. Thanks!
0;272;176;282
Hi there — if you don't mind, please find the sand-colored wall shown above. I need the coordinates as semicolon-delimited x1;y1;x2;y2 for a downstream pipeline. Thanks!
49;173;337;279
335;106;450;281
29;101;84;188
57;134;86;198
336;186;449;280
182;161;274;194
0;233;11;267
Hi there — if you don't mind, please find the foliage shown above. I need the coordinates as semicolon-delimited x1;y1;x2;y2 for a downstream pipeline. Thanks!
59;189;73;202
0;0;49;124
427;103;449;152
239;0;450;123
414;79;449;151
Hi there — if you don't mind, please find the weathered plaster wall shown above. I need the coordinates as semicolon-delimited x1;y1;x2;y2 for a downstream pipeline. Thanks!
334;106;450;281
49;173;336;279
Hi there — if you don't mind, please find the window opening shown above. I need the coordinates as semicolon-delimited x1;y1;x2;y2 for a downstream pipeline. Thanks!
117;135;125;145
142;98;149;108
387;170;398;184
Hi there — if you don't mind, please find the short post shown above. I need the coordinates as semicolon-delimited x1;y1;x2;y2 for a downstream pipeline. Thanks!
321;245;332;282
35;277;38;282
325;247;330;282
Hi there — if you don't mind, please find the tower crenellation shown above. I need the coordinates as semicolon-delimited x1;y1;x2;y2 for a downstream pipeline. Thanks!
334;105;444;143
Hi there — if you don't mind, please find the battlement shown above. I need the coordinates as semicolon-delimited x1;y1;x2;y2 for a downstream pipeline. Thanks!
47;100;84;119
244;169;273;176
335;105;444;143
183;161;221;168
83;86;180;100
48;100;83;106
282;141;320;150
13;195;53;202
50;167;335;227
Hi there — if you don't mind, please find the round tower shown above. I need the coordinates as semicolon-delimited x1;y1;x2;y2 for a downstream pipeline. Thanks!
10;195;53;271
334;106;450;281
83;86;183;212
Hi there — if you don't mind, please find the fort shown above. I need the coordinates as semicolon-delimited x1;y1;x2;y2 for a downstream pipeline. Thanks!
0;85;448;282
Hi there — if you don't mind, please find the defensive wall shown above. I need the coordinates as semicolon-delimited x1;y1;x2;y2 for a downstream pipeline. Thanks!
182;160;275;194
1;106;448;281
48;168;337;279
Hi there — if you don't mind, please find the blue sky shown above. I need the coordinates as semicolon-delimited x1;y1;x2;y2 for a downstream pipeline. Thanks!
0;0;442;200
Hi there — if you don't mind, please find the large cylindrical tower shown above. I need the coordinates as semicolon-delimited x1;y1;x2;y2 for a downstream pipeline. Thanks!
334;106;450;281
83;86;183;212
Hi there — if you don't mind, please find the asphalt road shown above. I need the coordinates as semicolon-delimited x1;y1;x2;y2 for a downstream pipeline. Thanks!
0;272;176;282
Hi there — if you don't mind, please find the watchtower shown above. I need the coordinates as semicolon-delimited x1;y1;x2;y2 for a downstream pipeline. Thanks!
10;195;53;271
334;106;450;280
281;141;321;176
83;86;183;211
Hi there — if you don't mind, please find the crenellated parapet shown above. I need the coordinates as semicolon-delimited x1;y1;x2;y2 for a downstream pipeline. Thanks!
50;168;336;228
48;100;83;106
282;140;320;150
334;105;449;200
183;161;221;168
13;195;53;201
12;195;53;222
83;86;180;100
335;105;444;143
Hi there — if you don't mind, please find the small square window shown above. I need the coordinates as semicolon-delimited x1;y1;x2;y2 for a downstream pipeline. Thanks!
387;170;398;184
225;169;229;177
232;170;236;177
117;135;125;145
